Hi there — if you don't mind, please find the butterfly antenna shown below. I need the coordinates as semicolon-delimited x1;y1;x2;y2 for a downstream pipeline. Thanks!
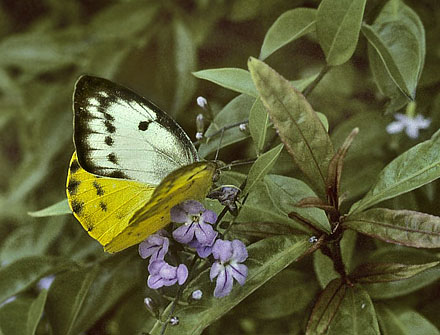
219;158;256;171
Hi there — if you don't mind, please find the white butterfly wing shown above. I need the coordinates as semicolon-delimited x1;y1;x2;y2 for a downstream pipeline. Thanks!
73;75;198;185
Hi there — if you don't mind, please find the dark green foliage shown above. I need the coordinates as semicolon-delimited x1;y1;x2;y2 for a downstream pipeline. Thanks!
1;0;440;334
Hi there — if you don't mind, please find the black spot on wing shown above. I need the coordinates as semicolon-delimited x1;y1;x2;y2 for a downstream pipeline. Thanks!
93;181;104;196
104;120;116;133
105;136;113;146
71;200;84;215
87;225;94;232
107;153;118;164
67;179;80;195
70;160;80;174
99;201;108;212
138;121;151;131
103;112;115;121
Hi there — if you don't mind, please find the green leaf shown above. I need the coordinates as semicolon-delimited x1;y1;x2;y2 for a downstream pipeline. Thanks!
172;19;197;114
28;199;70;217
362;0;425;101
0;291;46;335
228;221;305;243
238;174;331;233
149;234;311;335
316;112;329;132
194;67;319;97
27;290;48;335
248;98;269;155
316;0;367;66
198;94;253;158
329;285;379;335
343;208;440;248
351;261;439;283
248;57;334;198
361;247;440;299
313;250;339;289
0;219;65;264
240;269;319;319
88;1;158;40
46;266;100;335
350;130;440;214
0;257;75;304
306;279;345;334
307;281;380;335
376;304;440;335
243;143;283;195
260;8;317;60
193;68;259;97
46;253;142;335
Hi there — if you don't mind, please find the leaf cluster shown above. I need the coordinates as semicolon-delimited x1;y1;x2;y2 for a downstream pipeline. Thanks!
1;0;440;334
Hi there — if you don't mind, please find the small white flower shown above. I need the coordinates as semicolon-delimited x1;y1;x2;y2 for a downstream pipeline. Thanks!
239;123;247;131
192;289;203;300
386;113;430;139
197;96;208;108
195;132;204;140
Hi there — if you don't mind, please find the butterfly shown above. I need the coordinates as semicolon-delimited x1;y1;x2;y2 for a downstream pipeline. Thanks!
66;75;216;253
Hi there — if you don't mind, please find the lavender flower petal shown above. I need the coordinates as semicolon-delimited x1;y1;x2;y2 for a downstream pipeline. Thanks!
201;210;217;224
212;239;233;263
177;264;188;285
231;240;248;263
213;266;234;298
173;223;196;244
230;263;248;285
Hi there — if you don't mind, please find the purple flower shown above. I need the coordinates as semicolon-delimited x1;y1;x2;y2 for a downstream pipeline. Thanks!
172;200;217;247
210;239;248;298
147;260;188;289
188;239;215;258
139;230;169;262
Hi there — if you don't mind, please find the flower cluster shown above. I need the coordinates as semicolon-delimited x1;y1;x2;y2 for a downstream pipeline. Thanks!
139;200;248;298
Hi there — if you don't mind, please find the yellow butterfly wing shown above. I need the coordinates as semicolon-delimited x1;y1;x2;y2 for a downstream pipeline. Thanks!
104;161;216;253
66;152;155;247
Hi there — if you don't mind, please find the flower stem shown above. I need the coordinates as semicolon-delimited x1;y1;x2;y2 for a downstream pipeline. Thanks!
303;65;331;97
160;255;199;335
193;119;249;146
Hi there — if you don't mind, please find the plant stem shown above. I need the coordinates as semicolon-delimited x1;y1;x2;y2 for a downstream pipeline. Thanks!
303;65;331;97
193;119;249;146
331;240;347;280
160;255;199;335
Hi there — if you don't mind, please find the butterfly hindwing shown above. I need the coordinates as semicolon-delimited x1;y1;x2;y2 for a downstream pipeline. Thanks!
103;161;217;253
66;152;155;247
73;75;198;185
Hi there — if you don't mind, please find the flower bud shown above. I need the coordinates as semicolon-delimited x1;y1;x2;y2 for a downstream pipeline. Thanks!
197;96;208;109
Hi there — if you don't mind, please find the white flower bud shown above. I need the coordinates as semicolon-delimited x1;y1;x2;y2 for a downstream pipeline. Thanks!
197;96;208;108
192;289;203;300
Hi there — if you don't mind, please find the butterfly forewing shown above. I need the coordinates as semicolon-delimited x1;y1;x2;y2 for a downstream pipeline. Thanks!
73;75;198;186
66;152;155;247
